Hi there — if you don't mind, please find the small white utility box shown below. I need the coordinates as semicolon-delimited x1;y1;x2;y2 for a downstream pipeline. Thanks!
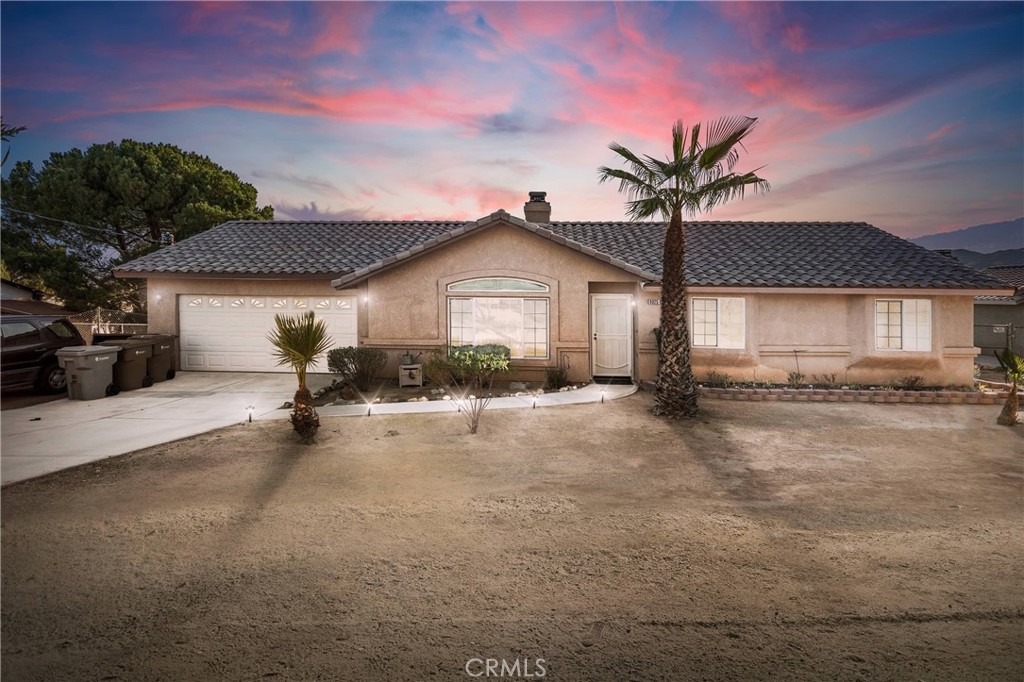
399;364;423;387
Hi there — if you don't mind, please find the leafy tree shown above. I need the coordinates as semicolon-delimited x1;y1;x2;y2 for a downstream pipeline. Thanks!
1;139;273;310
598;117;769;418
268;311;332;444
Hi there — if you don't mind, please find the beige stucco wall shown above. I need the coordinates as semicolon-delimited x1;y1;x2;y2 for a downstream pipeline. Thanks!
361;222;642;382
641;287;979;387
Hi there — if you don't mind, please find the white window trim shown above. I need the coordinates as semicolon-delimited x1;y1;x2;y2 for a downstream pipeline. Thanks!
447;277;549;293
690;297;745;349
447;296;550;360
874;299;932;352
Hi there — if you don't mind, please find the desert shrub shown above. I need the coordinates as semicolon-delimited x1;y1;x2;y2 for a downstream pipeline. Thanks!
327;346;387;392
706;371;734;388
544;366;570;390
787;371;805;388
422;347;456;386
423;344;511;389
449;344;511;389
898;375;925;391
813;373;839;389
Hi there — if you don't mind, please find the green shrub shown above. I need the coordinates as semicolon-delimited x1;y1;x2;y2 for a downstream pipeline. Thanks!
544;366;570;390
449;344;511;389
706;371;734;388
327;346;387;392
422;344;512;389
898;375;925;391
787;371;805;388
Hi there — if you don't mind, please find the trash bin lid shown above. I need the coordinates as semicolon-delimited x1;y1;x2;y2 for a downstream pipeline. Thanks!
99;338;155;350
57;345;122;357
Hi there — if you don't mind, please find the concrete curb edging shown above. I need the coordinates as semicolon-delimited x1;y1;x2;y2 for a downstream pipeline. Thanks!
695;386;1009;405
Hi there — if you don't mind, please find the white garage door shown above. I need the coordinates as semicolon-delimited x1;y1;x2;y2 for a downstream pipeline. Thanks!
178;295;358;372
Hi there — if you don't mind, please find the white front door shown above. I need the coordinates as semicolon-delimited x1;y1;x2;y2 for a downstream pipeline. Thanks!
591;294;632;377
178;295;358;372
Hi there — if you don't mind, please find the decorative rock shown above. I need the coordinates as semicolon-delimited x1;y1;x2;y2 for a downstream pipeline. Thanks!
510;382;529;391
442;395;451;400
559;387;569;392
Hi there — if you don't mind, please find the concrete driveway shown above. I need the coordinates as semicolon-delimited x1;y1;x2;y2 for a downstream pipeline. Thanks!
0;372;296;485
0;372;635;485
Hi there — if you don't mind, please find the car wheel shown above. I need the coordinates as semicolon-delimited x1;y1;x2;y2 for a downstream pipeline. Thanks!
36;362;67;394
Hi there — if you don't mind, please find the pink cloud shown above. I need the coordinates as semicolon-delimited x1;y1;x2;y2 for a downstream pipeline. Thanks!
423;181;522;215
925;122;959;143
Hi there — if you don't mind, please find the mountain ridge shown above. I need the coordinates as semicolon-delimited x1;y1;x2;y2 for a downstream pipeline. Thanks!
910;217;1023;253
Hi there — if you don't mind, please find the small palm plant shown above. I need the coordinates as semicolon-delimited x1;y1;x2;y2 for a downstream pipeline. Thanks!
993;347;1023;426
267;311;332;443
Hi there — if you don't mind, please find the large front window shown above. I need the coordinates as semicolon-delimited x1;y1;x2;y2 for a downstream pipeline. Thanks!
691;297;745;349
448;298;549;358
446;278;549;359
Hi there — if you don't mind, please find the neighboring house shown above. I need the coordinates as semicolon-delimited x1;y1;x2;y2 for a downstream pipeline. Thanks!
0;278;68;315
114;193;1011;387
973;265;1023;356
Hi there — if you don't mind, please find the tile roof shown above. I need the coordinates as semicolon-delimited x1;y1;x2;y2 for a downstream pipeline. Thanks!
115;212;1010;291
975;265;1024;303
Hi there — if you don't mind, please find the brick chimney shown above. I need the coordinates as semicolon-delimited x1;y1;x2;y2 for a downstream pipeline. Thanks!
524;191;551;223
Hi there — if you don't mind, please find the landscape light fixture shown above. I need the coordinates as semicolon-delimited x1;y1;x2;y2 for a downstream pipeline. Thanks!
245;404;255;423
600;388;607;404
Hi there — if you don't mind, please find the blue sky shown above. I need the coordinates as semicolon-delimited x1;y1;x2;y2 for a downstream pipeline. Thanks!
2;1;1022;238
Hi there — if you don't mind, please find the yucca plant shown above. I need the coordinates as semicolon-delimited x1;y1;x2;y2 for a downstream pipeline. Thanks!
267;311;332;443
993;347;1023;426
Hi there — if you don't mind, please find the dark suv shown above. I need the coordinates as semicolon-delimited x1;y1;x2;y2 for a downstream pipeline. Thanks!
1;315;86;393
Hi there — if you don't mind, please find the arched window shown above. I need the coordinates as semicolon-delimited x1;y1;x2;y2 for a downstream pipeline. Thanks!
447;277;549;293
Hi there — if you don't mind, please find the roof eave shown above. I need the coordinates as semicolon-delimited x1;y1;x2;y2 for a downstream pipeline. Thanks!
331;211;658;289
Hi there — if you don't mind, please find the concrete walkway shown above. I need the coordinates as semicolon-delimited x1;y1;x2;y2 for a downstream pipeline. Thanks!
1;373;635;485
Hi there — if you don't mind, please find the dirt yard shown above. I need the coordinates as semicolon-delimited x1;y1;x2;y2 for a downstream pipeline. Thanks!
2;395;1021;681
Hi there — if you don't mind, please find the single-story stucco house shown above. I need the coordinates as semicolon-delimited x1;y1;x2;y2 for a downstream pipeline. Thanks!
973;265;1023;357
114;193;1012;387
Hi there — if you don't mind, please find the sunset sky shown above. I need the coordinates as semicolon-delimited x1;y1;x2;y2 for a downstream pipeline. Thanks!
2;1;1022;239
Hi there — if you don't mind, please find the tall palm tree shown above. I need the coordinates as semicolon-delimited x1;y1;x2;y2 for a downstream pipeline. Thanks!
598;117;770;417
268;311;332;442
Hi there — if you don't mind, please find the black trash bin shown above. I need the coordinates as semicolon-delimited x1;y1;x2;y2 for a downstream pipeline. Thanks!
130;334;178;382
99;338;154;391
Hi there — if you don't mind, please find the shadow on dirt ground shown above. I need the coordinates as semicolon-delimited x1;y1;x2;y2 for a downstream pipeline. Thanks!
2;393;1021;681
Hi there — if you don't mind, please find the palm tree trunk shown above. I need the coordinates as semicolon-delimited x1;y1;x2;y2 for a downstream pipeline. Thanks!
654;209;700;417
997;383;1019;426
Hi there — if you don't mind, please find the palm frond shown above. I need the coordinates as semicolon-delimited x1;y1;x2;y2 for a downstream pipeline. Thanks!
267;311;332;387
699;116;759;171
